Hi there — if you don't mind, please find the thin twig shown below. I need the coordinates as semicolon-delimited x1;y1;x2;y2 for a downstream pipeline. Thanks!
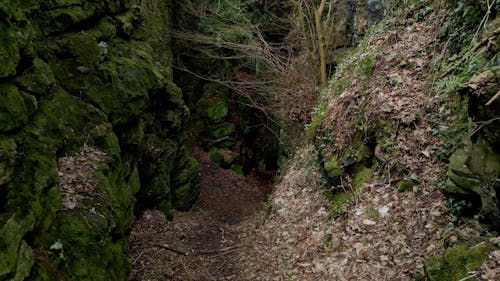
150;243;188;256
179;257;196;280
485;90;500;106
468;116;500;138
195;244;244;255
208;247;242;258
457;272;481;281
131;249;150;265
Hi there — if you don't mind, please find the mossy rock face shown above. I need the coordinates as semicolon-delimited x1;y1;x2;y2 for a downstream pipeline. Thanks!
171;155;201;211
0;137;18;186
0;1;199;280
424;243;492;281
40;3;102;35
136;135;178;211
196;83;230;122
0;216;35;280
0;23;21;78
446;136;500;229
317;0;390;65
44;32;164;125
172;155;200;188
0;84;33;132
210;122;236;140
209;147;238;168
140;174;171;205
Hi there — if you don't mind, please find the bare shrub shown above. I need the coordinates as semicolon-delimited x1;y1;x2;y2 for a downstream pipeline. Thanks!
171;0;321;133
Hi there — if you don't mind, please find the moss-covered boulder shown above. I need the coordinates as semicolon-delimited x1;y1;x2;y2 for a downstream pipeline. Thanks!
424;243;492;281
0;84;34;132
209;147;238;168
171;155;201;211
196;82;230;122
0;137;18;186
210;122;236;140
318;135;373;188
14;58;57;96
446;136;500;229
0;24;21;78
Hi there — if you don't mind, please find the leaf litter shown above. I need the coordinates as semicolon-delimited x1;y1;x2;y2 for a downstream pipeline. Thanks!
128;8;499;281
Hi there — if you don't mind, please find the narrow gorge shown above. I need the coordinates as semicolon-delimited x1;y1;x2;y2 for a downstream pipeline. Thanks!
0;0;499;281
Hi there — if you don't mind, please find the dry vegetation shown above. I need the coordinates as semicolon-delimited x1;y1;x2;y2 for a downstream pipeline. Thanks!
233;7;499;281
57;145;109;210
128;2;500;281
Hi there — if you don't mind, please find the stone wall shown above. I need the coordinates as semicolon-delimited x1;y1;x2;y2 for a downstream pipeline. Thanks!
0;1;199;280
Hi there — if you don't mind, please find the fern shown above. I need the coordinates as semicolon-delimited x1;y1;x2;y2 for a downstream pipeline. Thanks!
434;75;468;94
435;43;490;94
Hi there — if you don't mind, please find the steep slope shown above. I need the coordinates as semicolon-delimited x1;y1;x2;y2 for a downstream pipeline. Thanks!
236;1;500;280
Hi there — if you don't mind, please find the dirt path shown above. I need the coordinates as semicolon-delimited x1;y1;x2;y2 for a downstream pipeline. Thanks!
127;148;270;281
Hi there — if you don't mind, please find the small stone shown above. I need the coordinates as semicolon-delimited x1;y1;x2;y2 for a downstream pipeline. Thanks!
430;210;441;217
363;219;376;226
173;224;182;232
426;244;436;252
421;150;430;158
63;201;77;209
378;206;390;217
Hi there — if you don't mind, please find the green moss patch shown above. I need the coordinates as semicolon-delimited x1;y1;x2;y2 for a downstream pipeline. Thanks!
396;179;414;192
0;137;18;186
0;24;20;78
0;84;31;132
210;122;235;140
424;243;492;281
324;155;342;179
446;136;500;228
171;156;201;211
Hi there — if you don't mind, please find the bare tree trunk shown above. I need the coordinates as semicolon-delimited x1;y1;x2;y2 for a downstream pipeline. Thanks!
315;0;328;88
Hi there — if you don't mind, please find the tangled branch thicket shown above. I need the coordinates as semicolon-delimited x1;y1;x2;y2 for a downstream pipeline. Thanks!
171;0;320;130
